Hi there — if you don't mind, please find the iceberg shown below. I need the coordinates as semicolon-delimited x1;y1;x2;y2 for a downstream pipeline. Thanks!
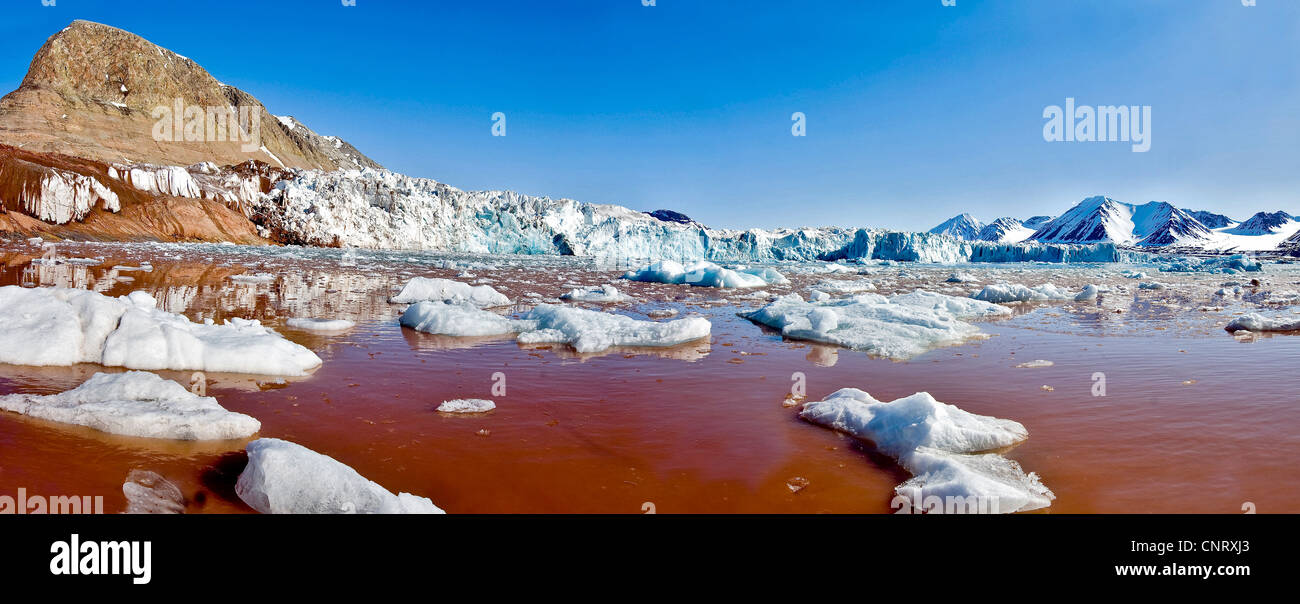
800;389;1028;457
622;260;786;288
1157;254;1263;274
1224;313;1300;333
0;371;261;440
560;284;625;302
800;388;1053;513
0;286;322;376
740;291;1009;360
971;283;1075;303
388;277;511;307
235;438;444;514
516;304;711;353
896;448;1056;514
285;318;356;332
436;399;496;413
399;301;519;337
811;278;876;293
123;470;186;514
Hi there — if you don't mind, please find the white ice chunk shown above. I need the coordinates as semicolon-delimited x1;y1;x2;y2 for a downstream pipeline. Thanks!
971;283;1075;303
436;399;496;413
285;318;356;332
0;286;321;376
389;277;511;307
800;389;1028;458
896;447;1056;513
812;279;876;293
800;388;1052;513
399;301;518;337
741;291;1009;360
0;371;260;440
622;260;786;288
1225;313;1300;332
236;438;444;514
517;304;711;353
560;284;625;302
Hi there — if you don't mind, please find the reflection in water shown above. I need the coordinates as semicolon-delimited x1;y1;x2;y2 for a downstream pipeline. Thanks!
805;344;838;367
1;241;1299;514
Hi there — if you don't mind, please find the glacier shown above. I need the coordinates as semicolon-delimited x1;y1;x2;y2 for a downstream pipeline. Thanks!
247;168;1153;264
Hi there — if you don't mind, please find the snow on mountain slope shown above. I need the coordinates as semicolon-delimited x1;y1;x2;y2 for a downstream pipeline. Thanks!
1029;197;1213;247
247;168;1138;264
1021;215;1054;230
1202;212;1300;252
928;214;983;241
976;217;1035;243
1226;211;1294;236
1132;202;1214;246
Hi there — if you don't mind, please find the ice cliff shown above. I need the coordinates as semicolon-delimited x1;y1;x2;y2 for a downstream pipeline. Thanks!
248;168;1147;264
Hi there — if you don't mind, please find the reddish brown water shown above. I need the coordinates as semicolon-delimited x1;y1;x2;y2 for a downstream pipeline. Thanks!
1;241;1298;513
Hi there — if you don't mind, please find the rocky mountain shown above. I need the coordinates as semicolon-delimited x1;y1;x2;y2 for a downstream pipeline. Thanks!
0;20;379;171
1227;211;1294;235
1022;215;1054;230
1187;210;1236;229
928;213;982;240
976;217;1035;243
1028;197;1213;247
644;209;699;226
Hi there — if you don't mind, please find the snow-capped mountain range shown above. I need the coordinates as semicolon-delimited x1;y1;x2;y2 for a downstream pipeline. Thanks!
931;196;1298;252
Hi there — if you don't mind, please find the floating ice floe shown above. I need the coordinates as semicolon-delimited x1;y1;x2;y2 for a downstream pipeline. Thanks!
0;286;321;376
1073;284;1102;301
517;304;711;353
123;470;186;514
1157;254;1262;274
1015;359;1055;368
800;388;1053;513
971;283;1074;303
560;284;625;302
946;272;979;283
235;438;444;514
285;318;356;332
1138;282;1167;290
389;277;511;307
400;301;518;337
812;279;876;293
436;399;496;413
0;371;261;440
1224;313;1300;333
740;291;1010;360
622;260;787;288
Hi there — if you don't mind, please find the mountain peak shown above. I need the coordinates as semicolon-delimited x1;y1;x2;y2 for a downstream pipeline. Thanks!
0;21;380;171
928;213;983;240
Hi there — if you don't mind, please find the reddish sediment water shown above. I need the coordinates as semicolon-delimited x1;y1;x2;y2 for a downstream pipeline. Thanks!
1;241;1298;513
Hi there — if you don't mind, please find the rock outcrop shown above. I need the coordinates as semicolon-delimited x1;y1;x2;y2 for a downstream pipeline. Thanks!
0;20;380;172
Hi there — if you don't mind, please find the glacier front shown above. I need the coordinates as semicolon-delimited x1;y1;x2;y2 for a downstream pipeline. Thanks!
249;168;1150;264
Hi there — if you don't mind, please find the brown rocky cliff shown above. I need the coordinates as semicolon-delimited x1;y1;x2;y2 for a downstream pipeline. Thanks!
0;20;381;172
0;144;266;244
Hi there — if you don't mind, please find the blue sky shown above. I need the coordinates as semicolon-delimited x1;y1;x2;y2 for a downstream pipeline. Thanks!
1;0;1296;231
